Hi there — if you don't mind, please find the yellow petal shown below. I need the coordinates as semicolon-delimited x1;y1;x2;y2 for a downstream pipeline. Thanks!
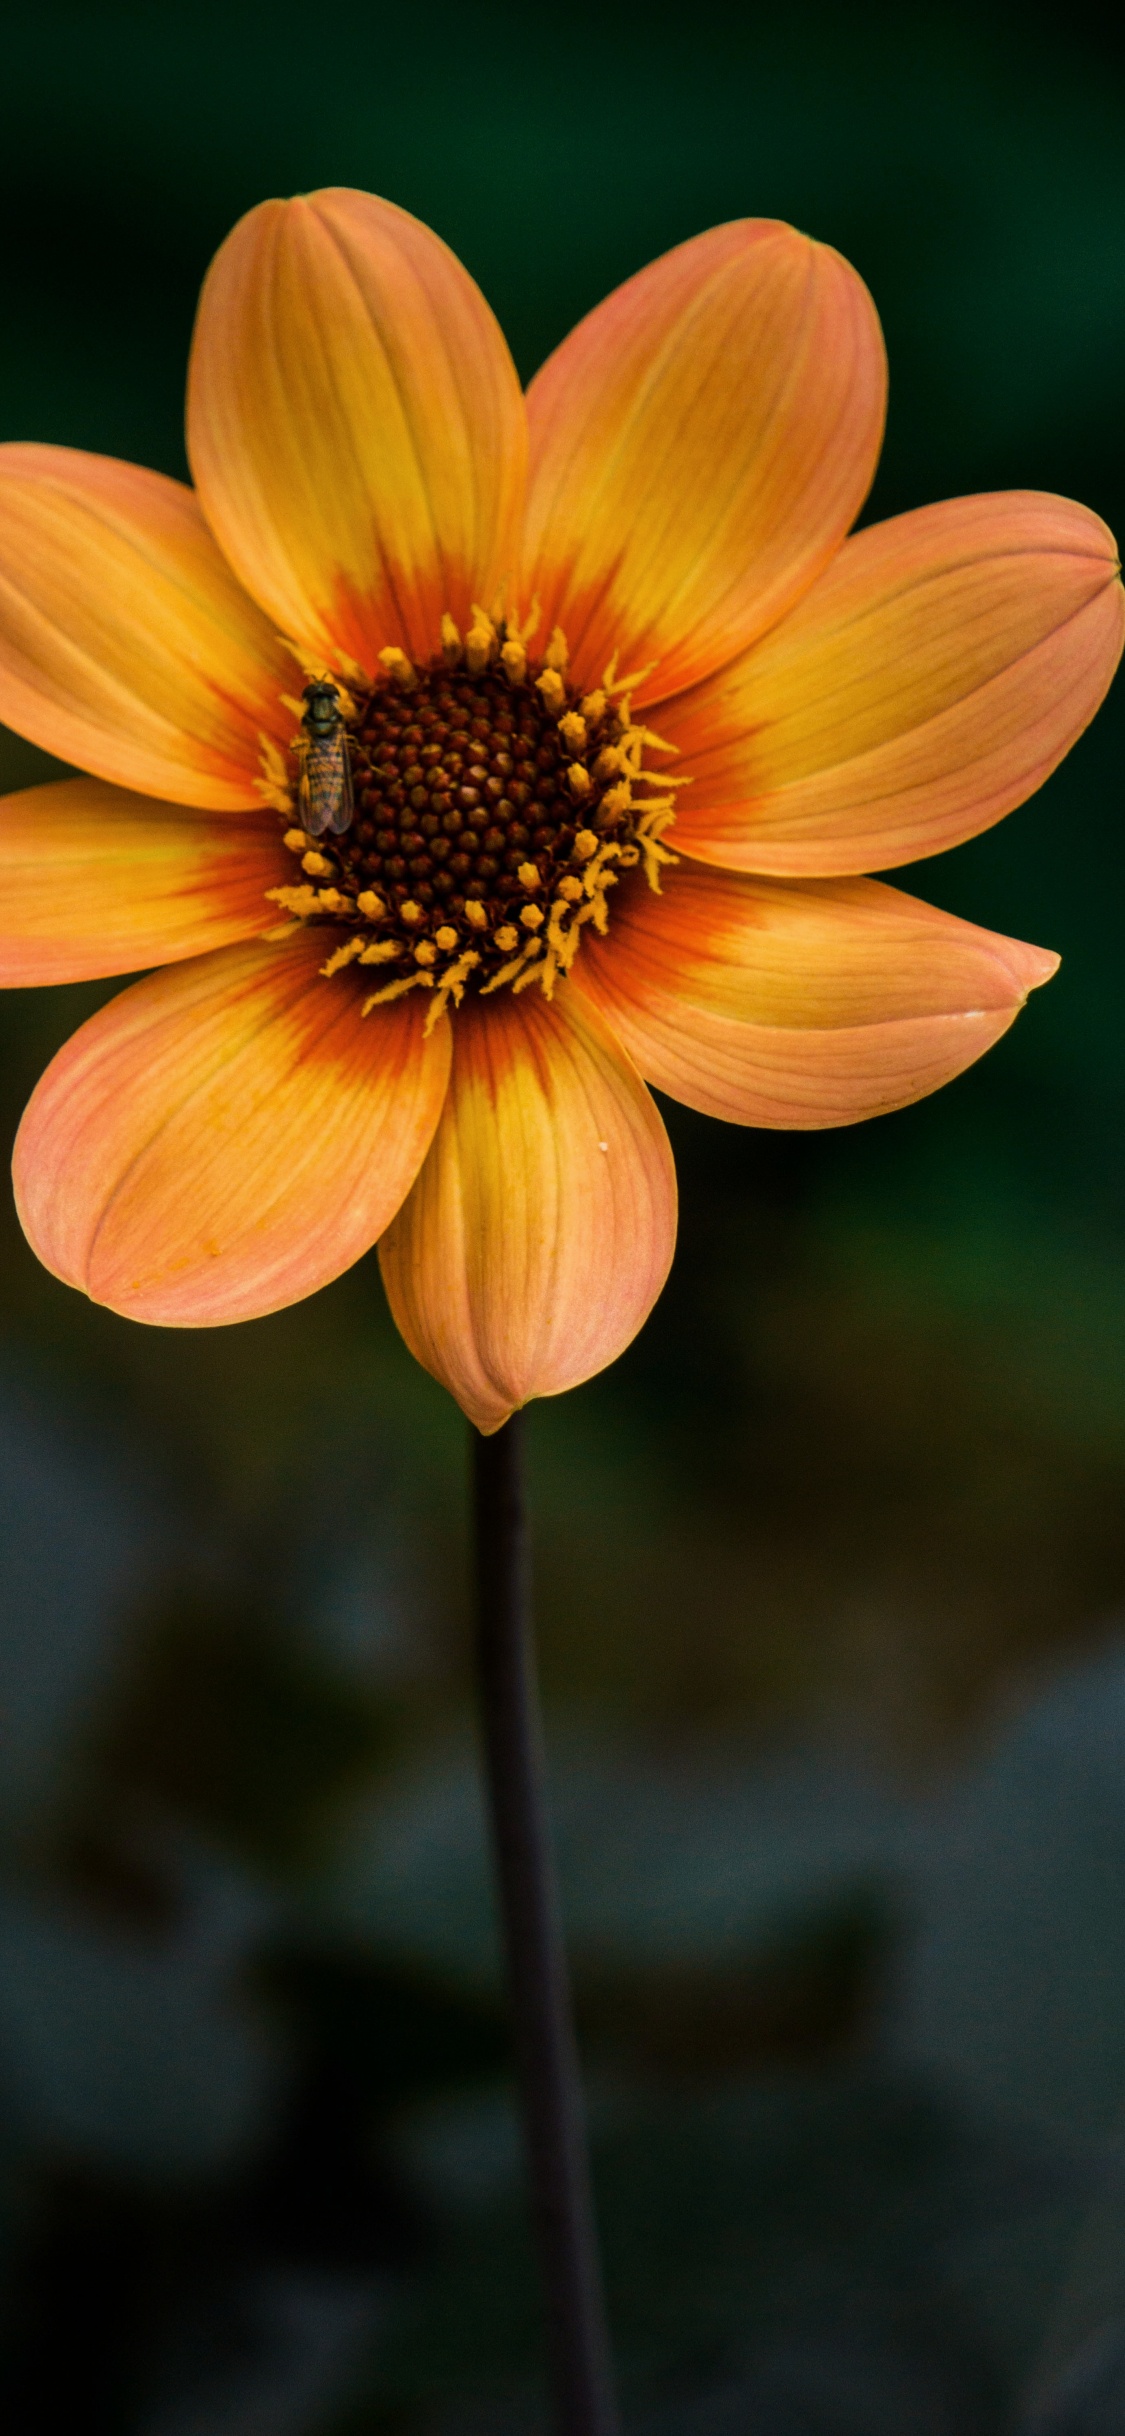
573;863;1057;1128
187;188;527;673
14;931;451;1325
662;492;1125;874
522;220;885;701
0;779;287;983
378;988;676;1433
0;445;296;807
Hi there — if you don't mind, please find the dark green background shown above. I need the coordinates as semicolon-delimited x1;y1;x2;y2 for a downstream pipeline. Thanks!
1;4;1124;2426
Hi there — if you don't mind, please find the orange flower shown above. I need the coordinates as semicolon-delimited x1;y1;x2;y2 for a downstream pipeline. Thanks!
0;192;1120;1432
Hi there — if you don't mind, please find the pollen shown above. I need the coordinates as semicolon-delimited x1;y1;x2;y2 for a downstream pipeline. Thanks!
536;668;566;715
265;615;681;1010
378;645;416;689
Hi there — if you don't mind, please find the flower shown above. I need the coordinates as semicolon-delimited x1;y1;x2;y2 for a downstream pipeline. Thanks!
0;192;1120;1433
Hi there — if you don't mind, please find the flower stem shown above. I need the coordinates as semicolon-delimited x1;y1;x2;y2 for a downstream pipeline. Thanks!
471;1414;620;2436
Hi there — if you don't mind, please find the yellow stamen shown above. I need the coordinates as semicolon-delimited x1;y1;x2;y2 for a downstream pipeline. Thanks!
508;598;541;647
481;938;542;994
255;733;292;817
567;764;592;801
558;710;587;754
362;972;434;1014
400;899;424;926
629;720;681;757
356;889;387;920
301;849;334;878
601;780;633;821
265;884;319;917
414;940;437;967
359;938;399;964
520;904;544;930
500;636;527;684
580;690;606;723
535;668;566;715
581;838;622;897
316;887;349;913
494;923;520;953
466;605;497;673
557;875;584;903
511;948;550;993
435;924;460;952
464;899;489;931
441;612;463;665
603;653;658;697
517;861;541;891
573;829;599;861
633;798;680;892
423;949;481;1035
544;626;569;673
321;937;366;977
284;828;311;854
378;645;417;688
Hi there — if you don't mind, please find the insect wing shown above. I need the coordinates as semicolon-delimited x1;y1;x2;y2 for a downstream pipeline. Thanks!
326;735;355;835
304;736;341;838
296;740;327;837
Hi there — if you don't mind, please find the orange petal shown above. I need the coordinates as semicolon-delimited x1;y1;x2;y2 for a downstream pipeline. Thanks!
0;779;287;984
662;492;1125;876
0;445;296;808
522;220;885;702
573;864;1057;1129
187;188;527;674
14;932;451;1325
378;988;676;1434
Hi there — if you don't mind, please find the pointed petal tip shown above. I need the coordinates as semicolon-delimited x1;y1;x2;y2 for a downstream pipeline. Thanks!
1020;940;1061;992
467;1392;523;1437
572;864;1059;1133
663;493;1125;879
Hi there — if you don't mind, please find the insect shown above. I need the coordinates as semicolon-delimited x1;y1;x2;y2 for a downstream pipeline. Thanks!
296;678;354;837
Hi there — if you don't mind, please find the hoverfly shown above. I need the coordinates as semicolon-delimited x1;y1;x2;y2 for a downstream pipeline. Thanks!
296;678;354;837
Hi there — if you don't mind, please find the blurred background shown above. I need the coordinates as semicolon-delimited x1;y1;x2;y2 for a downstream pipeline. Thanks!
2;1;1125;2427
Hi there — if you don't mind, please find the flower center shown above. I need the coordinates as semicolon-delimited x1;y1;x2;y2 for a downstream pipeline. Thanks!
263;614;679;1024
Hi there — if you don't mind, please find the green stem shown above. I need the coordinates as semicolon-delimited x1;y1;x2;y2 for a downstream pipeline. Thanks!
471;1414;619;2436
